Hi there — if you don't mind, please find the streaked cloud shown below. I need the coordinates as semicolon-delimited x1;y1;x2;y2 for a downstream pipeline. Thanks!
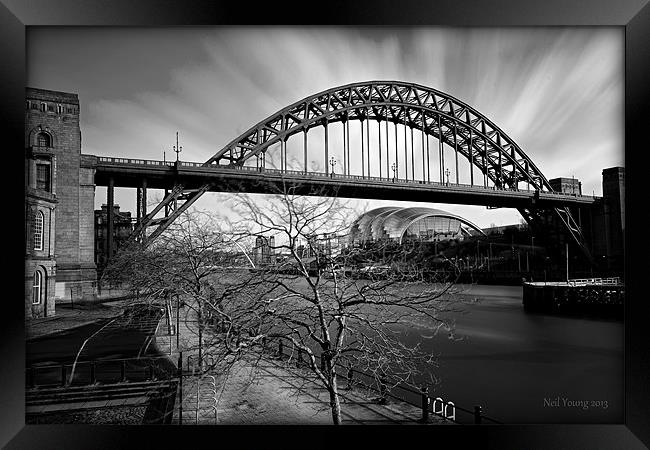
27;27;623;228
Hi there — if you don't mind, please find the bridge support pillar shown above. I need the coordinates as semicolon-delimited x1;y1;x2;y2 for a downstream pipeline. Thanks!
136;179;147;243
107;177;114;259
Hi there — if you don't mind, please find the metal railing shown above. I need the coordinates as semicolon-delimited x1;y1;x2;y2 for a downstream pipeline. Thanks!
269;337;502;425
26;355;176;389
567;277;622;286
95;156;597;201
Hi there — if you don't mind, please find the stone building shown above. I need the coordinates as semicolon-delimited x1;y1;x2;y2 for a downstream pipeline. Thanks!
94;204;134;274
253;235;276;266
25;108;58;318
25;88;97;317
548;177;582;196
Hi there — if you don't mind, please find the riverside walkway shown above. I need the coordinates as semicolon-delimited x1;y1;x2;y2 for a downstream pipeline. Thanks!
156;304;446;425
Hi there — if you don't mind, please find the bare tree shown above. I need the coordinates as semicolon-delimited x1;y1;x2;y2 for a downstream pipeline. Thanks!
103;184;465;425
216;186;464;424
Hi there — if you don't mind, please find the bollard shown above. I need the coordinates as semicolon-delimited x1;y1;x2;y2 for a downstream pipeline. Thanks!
445;402;456;421
474;405;482;424
346;368;354;390
90;362;97;385
420;386;430;423
61;365;67;387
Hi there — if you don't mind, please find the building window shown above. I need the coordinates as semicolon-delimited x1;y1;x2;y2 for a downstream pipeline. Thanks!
41;103;47;112
32;271;42;304
36;164;51;192
56;104;63;114
34;211;44;250
37;132;51;147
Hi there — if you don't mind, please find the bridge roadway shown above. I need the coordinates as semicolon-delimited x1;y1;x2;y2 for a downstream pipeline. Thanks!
90;156;598;209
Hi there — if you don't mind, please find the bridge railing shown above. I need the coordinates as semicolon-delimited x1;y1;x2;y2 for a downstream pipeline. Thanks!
98;156;176;167
567;277;622;286
96;157;596;200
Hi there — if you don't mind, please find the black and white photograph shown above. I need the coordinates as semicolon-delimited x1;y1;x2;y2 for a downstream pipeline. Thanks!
4;1;649;448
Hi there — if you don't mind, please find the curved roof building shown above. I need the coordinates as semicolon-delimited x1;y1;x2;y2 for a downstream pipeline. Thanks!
349;207;486;244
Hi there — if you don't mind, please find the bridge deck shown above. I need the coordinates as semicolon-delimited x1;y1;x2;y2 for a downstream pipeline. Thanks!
91;156;598;209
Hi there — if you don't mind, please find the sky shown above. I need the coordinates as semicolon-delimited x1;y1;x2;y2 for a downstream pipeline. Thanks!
27;26;624;228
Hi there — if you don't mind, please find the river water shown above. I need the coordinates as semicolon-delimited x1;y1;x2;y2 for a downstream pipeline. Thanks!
398;284;624;424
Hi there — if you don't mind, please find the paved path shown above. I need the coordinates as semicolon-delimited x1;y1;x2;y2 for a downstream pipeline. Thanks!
159;304;446;425
173;355;446;425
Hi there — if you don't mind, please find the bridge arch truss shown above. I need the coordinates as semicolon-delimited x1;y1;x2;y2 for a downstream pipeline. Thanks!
132;81;591;262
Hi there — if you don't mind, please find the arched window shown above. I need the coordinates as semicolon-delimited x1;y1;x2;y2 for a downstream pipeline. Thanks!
37;132;51;147
34;211;44;250
32;271;42;304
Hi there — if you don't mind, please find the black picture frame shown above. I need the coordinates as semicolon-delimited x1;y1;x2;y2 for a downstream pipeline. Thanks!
2;1;648;448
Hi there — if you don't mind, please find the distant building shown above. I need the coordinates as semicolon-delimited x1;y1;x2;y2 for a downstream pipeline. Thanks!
549;177;582;195
481;223;528;236
253;235;276;266
94;204;134;273
295;234;345;259
349;207;486;245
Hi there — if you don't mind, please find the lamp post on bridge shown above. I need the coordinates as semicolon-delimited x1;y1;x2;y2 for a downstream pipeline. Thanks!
391;162;397;182
329;156;336;178
445;168;450;186
173;131;182;164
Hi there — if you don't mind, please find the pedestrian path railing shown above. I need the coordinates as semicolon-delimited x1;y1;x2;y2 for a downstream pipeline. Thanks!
269;337;502;425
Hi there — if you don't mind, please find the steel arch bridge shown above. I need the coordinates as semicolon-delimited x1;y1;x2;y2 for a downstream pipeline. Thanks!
129;80;591;261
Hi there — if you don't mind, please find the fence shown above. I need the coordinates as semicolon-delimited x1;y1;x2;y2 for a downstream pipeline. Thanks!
268;337;502;425
26;355;176;389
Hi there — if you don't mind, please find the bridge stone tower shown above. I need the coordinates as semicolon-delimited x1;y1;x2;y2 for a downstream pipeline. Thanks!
601;167;624;271
25;88;97;305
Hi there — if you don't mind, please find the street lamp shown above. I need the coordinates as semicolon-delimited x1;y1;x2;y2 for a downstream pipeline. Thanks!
445;168;450;186
391;162;397;182
173;131;182;163
329;156;337;177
